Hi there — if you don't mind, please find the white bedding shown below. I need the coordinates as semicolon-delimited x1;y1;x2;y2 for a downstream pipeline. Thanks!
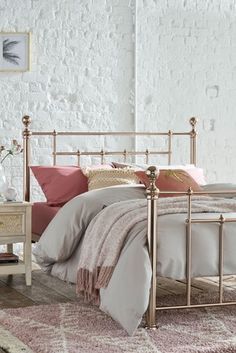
33;183;236;335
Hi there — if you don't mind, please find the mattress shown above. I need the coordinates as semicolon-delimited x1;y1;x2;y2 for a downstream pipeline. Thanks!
32;202;60;236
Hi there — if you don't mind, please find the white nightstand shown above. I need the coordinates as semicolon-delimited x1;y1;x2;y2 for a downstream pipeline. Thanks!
0;202;32;286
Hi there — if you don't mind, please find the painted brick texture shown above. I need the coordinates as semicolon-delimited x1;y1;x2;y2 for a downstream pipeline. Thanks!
0;0;134;199
138;0;236;182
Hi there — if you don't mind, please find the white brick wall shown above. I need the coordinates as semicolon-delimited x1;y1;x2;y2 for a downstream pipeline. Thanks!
138;0;236;183
0;0;236;200
0;0;134;198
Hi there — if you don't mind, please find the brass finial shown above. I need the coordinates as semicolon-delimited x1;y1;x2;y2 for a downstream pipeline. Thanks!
123;149;127;162
146;165;158;179
22;115;31;127
219;214;225;224
187;187;193;195
146;166;159;199
22;115;32;138
190;117;198;138
190;117;198;128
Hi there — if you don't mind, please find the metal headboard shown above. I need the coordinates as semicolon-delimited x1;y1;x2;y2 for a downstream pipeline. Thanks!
22;116;198;201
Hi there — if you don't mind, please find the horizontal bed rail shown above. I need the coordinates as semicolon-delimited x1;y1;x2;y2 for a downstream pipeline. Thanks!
54;150;171;157
30;131;192;137
158;190;236;195
156;301;236;311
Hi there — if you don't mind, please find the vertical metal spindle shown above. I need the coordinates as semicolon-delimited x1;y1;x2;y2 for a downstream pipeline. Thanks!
52;130;57;165
186;187;193;306
77;150;81;166
123;149;127;163
168;130;172;165
101;149;105;164
219;214;225;303
146;166;159;329
145;149;149;164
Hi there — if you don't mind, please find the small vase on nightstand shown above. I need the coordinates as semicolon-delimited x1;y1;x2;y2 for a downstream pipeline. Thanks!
0;164;7;200
4;186;17;201
0;139;23;201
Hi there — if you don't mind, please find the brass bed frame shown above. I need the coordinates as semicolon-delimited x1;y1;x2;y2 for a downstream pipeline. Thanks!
22;115;236;329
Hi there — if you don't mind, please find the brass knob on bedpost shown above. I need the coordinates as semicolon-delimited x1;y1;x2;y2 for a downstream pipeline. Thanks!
22;115;31;128
189;117;198;136
146;166;159;199
190;117;197;127
22;115;31;125
22;116;32;138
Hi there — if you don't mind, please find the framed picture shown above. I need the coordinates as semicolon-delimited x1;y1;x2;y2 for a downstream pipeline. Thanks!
0;32;30;72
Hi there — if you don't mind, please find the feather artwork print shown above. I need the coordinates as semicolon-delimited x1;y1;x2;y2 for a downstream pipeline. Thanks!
3;39;20;65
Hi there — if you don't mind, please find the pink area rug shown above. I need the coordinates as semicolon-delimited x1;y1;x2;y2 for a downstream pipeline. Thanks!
0;296;236;353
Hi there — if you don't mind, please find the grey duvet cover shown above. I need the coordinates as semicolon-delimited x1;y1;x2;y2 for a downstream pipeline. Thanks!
33;184;236;334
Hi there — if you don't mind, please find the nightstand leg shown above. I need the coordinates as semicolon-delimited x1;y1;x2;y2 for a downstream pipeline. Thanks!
24;239;32;286
25;207;32;286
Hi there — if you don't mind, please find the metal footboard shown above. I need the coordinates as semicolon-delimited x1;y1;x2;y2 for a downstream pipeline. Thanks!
145;167;236;329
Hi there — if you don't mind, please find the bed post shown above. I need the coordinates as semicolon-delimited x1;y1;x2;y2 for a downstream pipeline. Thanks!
22;116;31;202
146;166;159;329
190;117;197;165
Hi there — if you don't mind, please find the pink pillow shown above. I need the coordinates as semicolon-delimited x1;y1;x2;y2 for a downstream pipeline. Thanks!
135;169;202;197
112;162;206;185
31;166;88;206
31;165;113;206
179;167;206;185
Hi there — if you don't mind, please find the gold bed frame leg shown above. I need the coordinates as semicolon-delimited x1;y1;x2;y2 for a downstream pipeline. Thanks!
146;166;159;329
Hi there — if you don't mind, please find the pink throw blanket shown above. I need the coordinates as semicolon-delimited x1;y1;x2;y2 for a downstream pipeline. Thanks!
77;196;236;303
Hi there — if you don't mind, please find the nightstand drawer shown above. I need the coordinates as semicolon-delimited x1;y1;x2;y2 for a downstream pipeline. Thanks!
0;213;24;236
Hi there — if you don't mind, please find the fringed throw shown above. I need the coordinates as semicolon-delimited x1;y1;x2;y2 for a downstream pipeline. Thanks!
77;196;236;303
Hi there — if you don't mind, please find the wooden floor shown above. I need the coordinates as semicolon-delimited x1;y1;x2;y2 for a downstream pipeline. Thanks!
0;270;236;352
0;270;236;310
0;271;77;309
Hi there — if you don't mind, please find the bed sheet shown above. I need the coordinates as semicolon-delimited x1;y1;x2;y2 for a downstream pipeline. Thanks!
32;202;60;236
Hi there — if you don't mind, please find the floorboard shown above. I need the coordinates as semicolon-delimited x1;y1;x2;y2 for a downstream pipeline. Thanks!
0;272;75;307
32;271;77;300
0;270;236;310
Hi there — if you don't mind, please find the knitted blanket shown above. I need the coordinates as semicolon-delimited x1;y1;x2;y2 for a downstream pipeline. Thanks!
77;196;236;302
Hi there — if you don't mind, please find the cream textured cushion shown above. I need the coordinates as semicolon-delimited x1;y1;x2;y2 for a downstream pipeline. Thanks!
83;168;140;191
